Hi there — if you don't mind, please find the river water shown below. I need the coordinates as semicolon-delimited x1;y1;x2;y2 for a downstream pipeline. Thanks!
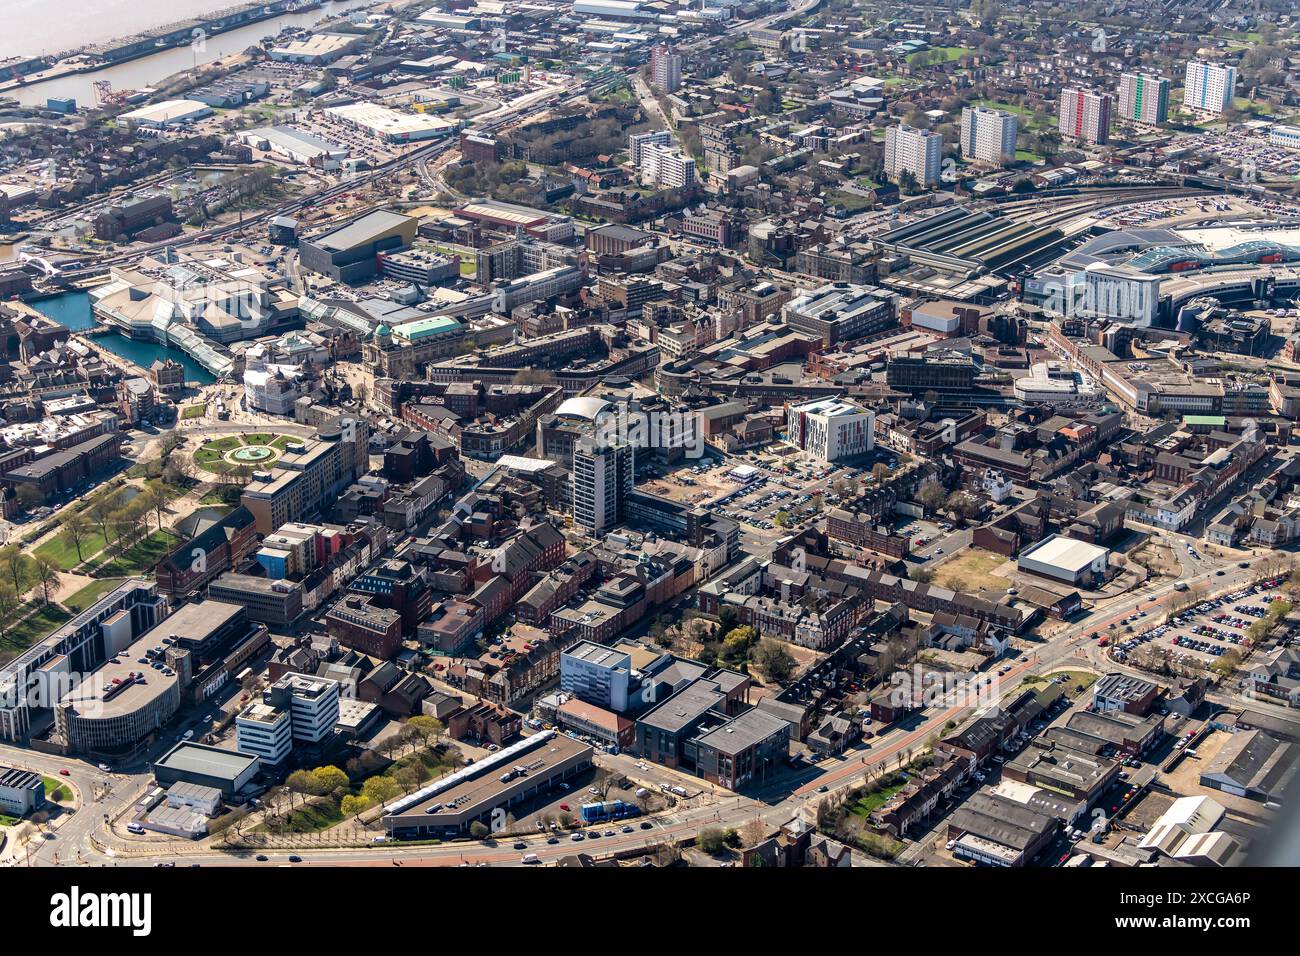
30;290;216;384
7;0;374;107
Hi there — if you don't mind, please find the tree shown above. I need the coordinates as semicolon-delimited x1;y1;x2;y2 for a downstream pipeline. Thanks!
469;821;490;840
1212;649;1241;678
915;479;947;515
61;512;93;564
341;794;370;819
0;583;17;639
33;555;60;606
0;545;30;599
88;490;123;547
754;638;796;683
909;566;935;584
406;715;443;748
285;769;320;809
393;766;422;793
312;765;349;797
361;775;401;805
697;827;728;854
141;481;171;532
871;462;890;482
722;625;759;661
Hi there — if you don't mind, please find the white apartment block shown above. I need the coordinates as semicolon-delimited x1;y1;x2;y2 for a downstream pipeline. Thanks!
1059;88;1112;145
628;129;672;166
1117;73;1169;125
884;124;943;187
960;106;1018;165
1183;61;1237;115
640;141;697;189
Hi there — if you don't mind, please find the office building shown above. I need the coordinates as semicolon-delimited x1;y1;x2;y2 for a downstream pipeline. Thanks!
1117;73;1170;126
235;701;293;764
786;397;875;461
1270;125;1300;150
782;283;898;347
561;641;632;712
884;124;942;186
572;436;634;534
1183;61;1237;115
266;673;341;745
960;106;1018;165
0;765;44;816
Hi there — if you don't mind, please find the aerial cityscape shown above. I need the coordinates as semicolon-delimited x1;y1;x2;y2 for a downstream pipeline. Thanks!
0;0;1296;899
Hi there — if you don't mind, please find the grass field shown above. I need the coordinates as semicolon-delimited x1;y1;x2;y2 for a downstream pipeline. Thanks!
34;528;110;571
825;189;875;212
85;529;181;578
181;405;206;419
931;548;1013;594
907;46;971;65
63;577;128;615
1015;149;1044;163
1;605;73;663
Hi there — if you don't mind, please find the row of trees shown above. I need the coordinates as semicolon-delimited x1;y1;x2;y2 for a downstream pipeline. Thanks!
58;481;173;567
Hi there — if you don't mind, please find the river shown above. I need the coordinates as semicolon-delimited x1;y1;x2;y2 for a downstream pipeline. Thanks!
7;0;375;107
30;290;216;384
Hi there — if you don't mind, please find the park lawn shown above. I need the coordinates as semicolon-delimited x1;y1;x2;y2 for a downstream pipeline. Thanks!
206;436;243;452
2;605;74;661
34;527;111;570
256;798;346;834
0;813;17;826
242;433;275;446
269;435;295;450
86;529;181;578
908;46;971;64
181;404;206;419
931;548;1013;594
43;776;71;801
1015;149;1043;163
63;577;128;615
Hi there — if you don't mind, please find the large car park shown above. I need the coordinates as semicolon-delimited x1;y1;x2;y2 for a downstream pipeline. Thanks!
1111;578;1288;670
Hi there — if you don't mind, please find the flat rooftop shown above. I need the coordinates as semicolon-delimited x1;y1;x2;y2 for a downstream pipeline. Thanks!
1019;535;1108;573
154;750;246;792
385;731;591;821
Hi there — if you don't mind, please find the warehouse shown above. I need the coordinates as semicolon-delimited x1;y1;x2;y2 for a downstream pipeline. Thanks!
1199;730;1296;803
325;102;455;143
299;209;419;284
120;99;213;128
1016;534;1110;587
237;125;348;166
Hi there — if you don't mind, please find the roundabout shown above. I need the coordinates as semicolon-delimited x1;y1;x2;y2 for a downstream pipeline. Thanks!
193;433;293;474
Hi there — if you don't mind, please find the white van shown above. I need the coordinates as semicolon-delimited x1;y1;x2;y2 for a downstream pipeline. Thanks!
521;853;540;864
